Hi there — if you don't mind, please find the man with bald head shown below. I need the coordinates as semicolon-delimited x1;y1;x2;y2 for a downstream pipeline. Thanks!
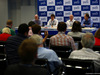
33;14;42;26
66;15;75;28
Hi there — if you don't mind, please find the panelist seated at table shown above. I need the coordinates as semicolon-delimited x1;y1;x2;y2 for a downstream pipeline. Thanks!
66;15;75;28
47;14;58;27
81;13;93;27
32;14;42;26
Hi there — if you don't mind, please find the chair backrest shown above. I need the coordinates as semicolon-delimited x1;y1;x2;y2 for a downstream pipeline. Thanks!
0;41;6;54
72;37;81;42
62;58;95;75
50;45;72;58
93;46;100;53
35;58;51;74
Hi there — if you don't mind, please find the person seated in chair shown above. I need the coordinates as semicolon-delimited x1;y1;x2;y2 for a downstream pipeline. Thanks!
5;39;49;75
81;13;93;27
94;28;100;46
67;21;85;38
50;22;76;50
0;27;11;41
30;34;62;72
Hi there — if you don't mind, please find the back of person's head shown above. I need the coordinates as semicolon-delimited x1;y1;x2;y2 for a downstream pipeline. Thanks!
18;39;38;64
30;34;43;45
28;21;35;27
71;21;82;32
32;24;41;34
6;20;13;26
57;22;67;32
18;23;29;35
94;28;100;39
2;27;11;34
81;33;95;48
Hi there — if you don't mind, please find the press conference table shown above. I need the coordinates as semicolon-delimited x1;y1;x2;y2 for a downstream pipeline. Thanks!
15;27;97;35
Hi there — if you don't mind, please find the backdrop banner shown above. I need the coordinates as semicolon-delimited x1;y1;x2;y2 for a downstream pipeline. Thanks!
37;0;100;28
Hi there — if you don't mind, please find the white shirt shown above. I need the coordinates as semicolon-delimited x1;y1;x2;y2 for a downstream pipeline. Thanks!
47;19;58;27
69;48;100;60
66;19;75;28
67;32;85;38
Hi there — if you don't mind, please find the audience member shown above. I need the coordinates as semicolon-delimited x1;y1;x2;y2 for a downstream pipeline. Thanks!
67;21;85;37
69;33;100;60
5;23;29;65
47;14;58;27
32;24;48;43
81;13;93;27
94;28;100;46
28;21;35;37
66;15;75;27
32;14;42;26
5;39;49;75
30;34;62;72
0;27;11;41
1;20;16;35
50;22;76;50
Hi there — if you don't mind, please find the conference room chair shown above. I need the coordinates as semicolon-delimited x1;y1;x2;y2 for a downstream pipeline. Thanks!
93;46;100;53
61;58;95;75
45;35;54;47
50;45;72;58
0;41;6;54
35;58;52;74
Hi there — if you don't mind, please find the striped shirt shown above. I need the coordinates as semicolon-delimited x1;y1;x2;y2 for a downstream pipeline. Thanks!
50;32;76;50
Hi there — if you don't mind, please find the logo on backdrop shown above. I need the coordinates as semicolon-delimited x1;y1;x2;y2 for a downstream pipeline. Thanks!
91;6;99;11
56;11;63;16
47;6;55;11
64;11;72;17
39;12;47;16
73;11;81;16
40;17;47;22
47;0;55;6
64;6;72;11
91;0;99;5
74;17;81;22
39;6;47;11
73;6;81;11
55;6;63;11
55;0;63;5
91;11;99;17
81;0;90;5
82;5;90;11
91;17;99;23
81;11;90;17
73;0;81;5
56;17;64;22
47;11;55;17
64;0;72;5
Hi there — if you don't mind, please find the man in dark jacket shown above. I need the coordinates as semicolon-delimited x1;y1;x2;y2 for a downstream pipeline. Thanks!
5;23;29;65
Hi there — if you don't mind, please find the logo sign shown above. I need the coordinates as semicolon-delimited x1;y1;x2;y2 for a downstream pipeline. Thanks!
47;11;55;17
56;11;63;16
81;11;90;17
91;0;99;5
55;0;63;5
72;6;81;11
72;0;81;5
64;0;72;5
81;0;90;5
91;17;100;23
91;11;99;17
47;6;55;11
38;0;47;6
64;11;72;17
74;17;81;22
55;6;63;11
56;17;64;22
93;23;100;28
91;5;99;11
39;6;47;11
82;5;90;11
38;12;47;16
73;11;81;16
64;6;72;11
64;17;69;22
40;17;47;22
47;0;55;6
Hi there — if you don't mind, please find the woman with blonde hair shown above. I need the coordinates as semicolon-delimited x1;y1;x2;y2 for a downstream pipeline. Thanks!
0;27;11;41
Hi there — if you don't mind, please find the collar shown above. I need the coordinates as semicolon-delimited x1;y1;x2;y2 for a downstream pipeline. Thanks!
6;26;11;29
69;19;74;22
58;32;65;34
82;47;93;52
